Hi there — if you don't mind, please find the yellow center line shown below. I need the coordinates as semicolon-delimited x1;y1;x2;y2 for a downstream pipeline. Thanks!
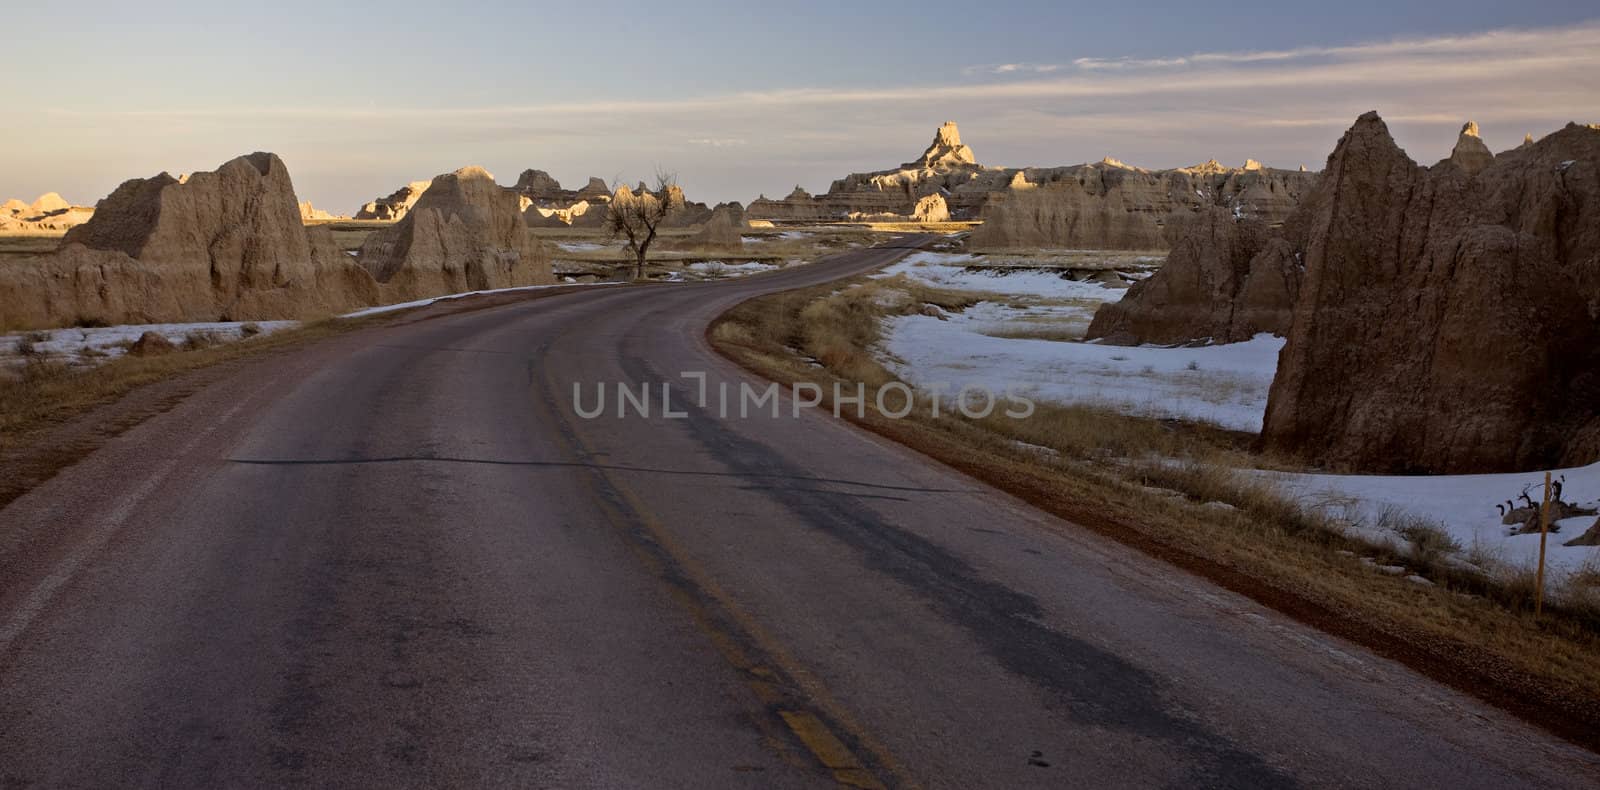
527;334;917;789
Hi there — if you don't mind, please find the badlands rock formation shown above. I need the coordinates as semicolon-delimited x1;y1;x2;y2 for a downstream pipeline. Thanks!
299;201;344;222
747;122;1318;247
525;200;606;229
1260;113;1600;474
512;170;615;208
355;180;432;221
1085;207;1302;344
669;202;746;252
357;166;553;302
969;158;1317;250
0;153;378;328
514;169;564;199
912;121;977;168
911;193;950;223
28;193;70;215
971;176;1166;250
1443;121;1495;175
2;192;96;233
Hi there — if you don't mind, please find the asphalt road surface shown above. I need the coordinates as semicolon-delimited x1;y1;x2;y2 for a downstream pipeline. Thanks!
2;238;1597;788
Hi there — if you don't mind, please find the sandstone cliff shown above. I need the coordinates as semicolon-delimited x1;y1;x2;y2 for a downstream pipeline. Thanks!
1260;114;1600;474
357;166;553;302
0;153;378;328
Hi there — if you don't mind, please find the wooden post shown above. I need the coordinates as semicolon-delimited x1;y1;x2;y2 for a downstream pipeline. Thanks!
1536;471;1551;617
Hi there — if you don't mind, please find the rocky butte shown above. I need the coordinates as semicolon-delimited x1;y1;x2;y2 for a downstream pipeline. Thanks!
356;166;554;302
1259;114;1600;474
666;202;747;253
1085;206;1302;344
0;153;378;328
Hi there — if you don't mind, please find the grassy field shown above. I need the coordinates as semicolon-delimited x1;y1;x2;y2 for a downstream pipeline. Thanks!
309;219;395;252
709;272;1600;749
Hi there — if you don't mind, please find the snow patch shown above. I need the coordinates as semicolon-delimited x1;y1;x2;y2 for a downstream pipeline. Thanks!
342;282;620;318
1258;463;1600;586
2;321;298;366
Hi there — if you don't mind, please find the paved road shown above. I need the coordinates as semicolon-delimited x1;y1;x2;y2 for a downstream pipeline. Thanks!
1;238;1596;788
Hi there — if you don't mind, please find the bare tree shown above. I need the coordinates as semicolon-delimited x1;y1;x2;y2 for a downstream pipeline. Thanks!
606;170;678;281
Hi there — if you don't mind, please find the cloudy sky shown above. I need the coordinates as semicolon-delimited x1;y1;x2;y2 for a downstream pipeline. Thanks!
3;1;1597;212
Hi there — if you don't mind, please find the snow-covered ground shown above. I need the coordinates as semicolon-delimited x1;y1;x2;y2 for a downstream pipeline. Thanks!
343;281;620;318
688;260;780;277
875;252;1279;432
2;321;298;366
884;314;1282;432
1259;464;1600;584
553;241;610;253
878;251;1139;299
870;251;1599;584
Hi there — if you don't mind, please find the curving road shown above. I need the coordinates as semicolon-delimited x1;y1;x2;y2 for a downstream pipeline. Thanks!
1;238;1596;788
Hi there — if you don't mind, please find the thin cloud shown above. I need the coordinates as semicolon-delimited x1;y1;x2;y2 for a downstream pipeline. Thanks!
979;20;1600;73
961;63;1067;76
14;21;1600;210
52;21;1598;123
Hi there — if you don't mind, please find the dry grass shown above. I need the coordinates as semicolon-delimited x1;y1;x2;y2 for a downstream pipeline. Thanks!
314;220;394;253
710;271;1600;749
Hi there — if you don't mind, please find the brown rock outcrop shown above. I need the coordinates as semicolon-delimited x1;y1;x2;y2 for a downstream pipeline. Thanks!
357;166;553;302
1261;113;1600;473
355;180;431;221
0;153;379;328
513;171;615;209
576;177;612;201
1086;207;1301;344
514;169;564;199
525;199;605;228
911;193;951;223
670;202;746;252
969;159;1316;251
969;177;1167;250
299;201;342;222
909;121;978;169
1443;121;1495;175
1;193;97;233
128;331;177;356
29;192;70;215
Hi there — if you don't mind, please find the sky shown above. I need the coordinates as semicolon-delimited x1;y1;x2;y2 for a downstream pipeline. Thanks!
2;1;1598;212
